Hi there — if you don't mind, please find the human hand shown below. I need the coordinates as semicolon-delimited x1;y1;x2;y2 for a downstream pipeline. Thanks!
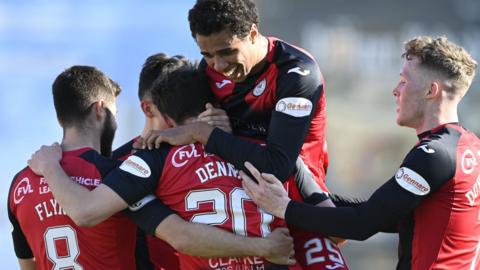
135;122;214;149
27;142;63;176
143;126;196;149
263;228;296;265
197;103;232;134
241;162;290;219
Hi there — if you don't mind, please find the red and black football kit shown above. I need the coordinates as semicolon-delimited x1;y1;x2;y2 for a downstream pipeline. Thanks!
202;37;328;191
8;148;137;270
201;37;350;270
285;123;480;270
103;142;339;270
113;138;180;270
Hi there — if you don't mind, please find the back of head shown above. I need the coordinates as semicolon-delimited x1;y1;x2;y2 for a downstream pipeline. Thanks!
138;53;190;100
151;62;214;124
188;0;259;38
403;36;477;97
52;65;121;128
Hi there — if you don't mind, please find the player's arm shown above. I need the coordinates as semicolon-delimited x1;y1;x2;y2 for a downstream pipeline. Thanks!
126;199;294;265
104;148;294;264
243;141;455;240
8;190;35;269
141;62;322;183
18;259;35;270
27;143;160;226
204;62;323;182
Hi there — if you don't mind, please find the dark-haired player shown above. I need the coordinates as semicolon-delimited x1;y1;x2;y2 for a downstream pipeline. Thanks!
27;64;297;269
141;1;348;269
8;66;137;270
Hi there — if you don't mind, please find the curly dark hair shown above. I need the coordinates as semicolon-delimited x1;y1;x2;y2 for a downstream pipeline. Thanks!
188;0;259;38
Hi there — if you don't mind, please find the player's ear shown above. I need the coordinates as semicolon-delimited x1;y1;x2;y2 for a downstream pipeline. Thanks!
92;100;106;120
426;82;440;99
140;100;155;118
249;24;259;44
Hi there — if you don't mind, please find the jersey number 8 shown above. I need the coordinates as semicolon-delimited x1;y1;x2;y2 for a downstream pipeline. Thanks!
44;225;83;270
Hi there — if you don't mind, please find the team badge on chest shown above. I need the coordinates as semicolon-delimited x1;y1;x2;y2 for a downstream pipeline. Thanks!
252;78;267;97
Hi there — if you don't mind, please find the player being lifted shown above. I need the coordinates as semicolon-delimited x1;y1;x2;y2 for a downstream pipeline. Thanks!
139;1;348;269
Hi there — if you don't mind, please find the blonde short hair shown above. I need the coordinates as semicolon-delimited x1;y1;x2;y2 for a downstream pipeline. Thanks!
403;36;477;95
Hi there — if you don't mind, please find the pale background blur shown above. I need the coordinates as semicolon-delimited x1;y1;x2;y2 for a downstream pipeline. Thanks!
1;1;479;269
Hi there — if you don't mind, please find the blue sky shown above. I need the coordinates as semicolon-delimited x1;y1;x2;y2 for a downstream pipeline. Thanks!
0;1;199;267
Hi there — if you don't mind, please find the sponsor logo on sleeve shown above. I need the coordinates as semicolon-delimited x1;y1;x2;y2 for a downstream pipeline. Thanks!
129;194;156;211
13;177;34;204
252;78;267;97
120;156;151;178
461;150;478;175
215;79;232;89
395;167;430;196
417;144;435;154
287;67;310;76
275;97;313;117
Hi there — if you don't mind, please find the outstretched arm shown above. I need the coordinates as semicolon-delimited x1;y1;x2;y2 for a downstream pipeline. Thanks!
27;143;128;226
243;137;457;240
155;213;294;264
241;161;400;240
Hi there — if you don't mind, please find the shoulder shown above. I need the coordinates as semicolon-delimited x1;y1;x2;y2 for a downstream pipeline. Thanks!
112;137;137;160
8;167;35;209
269;38;323;99
405;126;461;167
75;150;121;178
395;126;462;196
271;38;322;80
118;143;173;176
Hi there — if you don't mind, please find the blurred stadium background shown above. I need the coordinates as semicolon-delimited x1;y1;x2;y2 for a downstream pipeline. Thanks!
1;1;479;269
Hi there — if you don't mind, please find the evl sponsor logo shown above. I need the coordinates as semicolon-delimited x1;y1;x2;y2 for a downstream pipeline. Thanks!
172;144;199;167
13;177;34;204
462;150;478;175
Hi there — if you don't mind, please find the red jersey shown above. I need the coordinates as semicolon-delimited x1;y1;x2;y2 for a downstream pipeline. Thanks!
104;143;302;270
286;123;480;269
113;138;180;270
202;37;328;191
8;148;136;270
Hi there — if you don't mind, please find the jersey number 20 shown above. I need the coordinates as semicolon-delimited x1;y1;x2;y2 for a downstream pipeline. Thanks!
185;187;274;236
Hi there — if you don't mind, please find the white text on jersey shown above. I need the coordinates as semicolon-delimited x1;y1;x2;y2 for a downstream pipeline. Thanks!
196;161;241;183
34;199;67;221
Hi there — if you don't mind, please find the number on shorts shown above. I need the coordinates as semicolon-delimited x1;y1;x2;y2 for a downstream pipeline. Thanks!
304;237;345;269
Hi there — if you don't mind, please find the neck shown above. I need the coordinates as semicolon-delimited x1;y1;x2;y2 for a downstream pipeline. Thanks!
249;35;269;75
62;127;100;152
141;118;153;138
415;101;459;134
